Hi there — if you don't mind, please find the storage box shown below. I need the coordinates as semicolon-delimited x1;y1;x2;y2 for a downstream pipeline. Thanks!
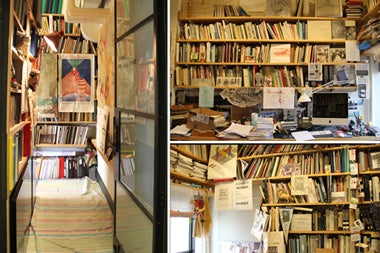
186;108;225;130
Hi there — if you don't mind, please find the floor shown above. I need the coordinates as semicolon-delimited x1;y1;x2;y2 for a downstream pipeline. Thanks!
24;177;114;253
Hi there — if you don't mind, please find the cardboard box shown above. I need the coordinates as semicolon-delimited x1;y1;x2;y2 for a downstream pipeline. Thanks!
187;108;225;130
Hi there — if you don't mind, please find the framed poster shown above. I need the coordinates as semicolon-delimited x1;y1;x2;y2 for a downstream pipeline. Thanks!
58;54;95;113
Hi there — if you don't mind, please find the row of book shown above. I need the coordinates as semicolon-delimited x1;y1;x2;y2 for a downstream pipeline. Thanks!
179;20;358;42
41;0;64;14
120;156;135;176
175;64;308;88
242;148;373;179
9;131;24;190
14;0;30;28
39;15;81;35
116;0;130;19
178;20;307;41
288;234;354;253
35;124;89;145
170;149;208;181
9;92;21;128
35;156;87;180
38;36;97;55
173;145;209;161
176;42;349;65
37;111;96;122
120;124;136;144
262;175;349;204
213;5;248;17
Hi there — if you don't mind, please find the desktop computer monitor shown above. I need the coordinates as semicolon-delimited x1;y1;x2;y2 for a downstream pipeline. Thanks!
312;92;349;126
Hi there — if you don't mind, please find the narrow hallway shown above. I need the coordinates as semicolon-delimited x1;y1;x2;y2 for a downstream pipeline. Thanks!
25;177;114;253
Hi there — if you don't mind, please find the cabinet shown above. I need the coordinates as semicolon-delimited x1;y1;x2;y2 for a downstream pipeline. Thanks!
238;143;380;252
172;13;359;109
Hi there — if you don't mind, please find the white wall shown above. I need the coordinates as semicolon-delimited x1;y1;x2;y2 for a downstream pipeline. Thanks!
97;155;115;201
370;58;380;127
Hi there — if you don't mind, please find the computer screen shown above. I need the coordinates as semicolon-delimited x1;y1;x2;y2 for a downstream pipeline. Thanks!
312;93;349;126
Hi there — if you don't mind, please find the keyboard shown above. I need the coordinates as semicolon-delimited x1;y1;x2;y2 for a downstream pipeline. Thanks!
309;130;334;138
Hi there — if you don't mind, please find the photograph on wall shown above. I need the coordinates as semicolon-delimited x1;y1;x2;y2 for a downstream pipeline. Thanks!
58;54;95;112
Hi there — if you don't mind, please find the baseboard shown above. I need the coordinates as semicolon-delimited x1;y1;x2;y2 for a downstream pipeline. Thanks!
95;169;115;215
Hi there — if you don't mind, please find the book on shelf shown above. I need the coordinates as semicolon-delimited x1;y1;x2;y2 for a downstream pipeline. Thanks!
307;20;332;40
314;0;343;17
369;151;380;170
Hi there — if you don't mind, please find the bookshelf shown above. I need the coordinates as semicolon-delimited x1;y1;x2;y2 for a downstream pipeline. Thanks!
170;144;214;188
37;14;97;54
236;143;380;252
31;11;98;180
172;8;361;122
8;0;38;192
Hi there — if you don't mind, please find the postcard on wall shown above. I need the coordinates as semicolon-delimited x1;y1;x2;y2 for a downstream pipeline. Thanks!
208;145;238;179
270;44;291;63
58;54;95;112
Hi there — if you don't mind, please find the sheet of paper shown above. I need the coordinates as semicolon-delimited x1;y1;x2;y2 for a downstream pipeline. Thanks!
224;122;254;137
233;180;253;210
345;41;361;62
199;86;214;108
263;87;295;109
291;131;315;141
214;182;234;210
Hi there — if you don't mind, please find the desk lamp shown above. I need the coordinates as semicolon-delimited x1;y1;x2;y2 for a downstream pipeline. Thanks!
297;80;354;104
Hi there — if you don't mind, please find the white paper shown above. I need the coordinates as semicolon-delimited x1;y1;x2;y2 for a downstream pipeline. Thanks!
208;145;238;179
355;63;370;98
214;182;234;210
291;131;315;141
345;41;361;62
170;124;191;136
251;209;267;240
224;122;254;137
233;180;253;210
263;87;295;109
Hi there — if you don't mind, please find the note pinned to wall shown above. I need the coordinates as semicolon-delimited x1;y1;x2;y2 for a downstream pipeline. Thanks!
263;87;295;109
199;86;214;108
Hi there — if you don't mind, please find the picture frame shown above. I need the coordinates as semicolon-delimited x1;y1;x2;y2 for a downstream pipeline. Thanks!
58;54;95;113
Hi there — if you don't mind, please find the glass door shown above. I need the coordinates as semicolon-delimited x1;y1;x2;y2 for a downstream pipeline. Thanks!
114;0;167;252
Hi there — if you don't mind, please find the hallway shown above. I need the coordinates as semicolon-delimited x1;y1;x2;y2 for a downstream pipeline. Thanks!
25;177;114;253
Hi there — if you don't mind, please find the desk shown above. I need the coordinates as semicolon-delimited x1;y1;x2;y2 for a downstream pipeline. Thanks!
171;135;380;142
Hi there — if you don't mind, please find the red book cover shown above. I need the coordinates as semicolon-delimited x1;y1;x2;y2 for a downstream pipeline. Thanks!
59;157;65;178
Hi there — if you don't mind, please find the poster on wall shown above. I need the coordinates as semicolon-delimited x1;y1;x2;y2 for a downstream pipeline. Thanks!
58;54;95;112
